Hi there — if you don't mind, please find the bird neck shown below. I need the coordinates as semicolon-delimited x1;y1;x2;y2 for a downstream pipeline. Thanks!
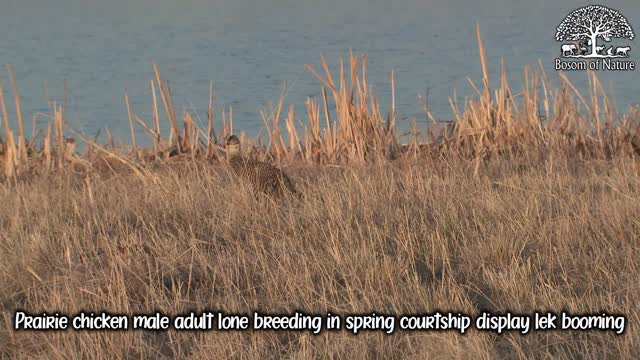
227;152;243;163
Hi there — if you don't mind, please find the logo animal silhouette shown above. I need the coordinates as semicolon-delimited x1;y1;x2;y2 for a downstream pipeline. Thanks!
561;44;577;57
615;46;631;57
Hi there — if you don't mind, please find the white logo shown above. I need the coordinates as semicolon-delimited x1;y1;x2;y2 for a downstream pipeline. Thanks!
555;5;635;71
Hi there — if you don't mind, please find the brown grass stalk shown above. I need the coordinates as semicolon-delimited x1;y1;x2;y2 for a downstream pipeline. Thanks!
125;92;137;153
207;80;216;157
150;79;162;153
6;65;27;161
153;64;180;151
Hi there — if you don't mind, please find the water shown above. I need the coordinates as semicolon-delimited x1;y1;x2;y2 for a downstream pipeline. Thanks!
0;0;638;144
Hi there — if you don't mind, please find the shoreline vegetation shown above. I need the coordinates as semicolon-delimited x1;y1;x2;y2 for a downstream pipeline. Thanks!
1;26;640;357
0;26;638;180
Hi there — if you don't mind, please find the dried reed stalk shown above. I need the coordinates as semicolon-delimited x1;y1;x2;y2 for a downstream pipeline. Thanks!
54;104;64;170
6;65;27;161
207;80;216;157
125;93;137;152
150;79;161;153
153;64;180;151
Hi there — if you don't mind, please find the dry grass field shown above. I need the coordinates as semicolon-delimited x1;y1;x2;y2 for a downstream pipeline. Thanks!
1;156;639;358
1;30;640;358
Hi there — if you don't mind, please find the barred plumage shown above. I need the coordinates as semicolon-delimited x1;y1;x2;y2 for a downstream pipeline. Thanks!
225;135;299;197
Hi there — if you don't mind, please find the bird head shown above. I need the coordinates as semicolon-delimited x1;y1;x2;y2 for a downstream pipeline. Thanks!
225;135;241;157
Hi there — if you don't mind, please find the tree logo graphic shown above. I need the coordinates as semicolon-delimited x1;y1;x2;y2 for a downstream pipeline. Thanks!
556;5;634;59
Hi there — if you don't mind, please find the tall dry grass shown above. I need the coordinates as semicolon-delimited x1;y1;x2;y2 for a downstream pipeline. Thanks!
1;158;639;358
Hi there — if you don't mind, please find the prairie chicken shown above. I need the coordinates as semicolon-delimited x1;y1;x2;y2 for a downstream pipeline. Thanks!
225;135;299;197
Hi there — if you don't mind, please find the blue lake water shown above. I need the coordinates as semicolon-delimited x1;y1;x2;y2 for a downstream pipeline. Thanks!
0;0;638;144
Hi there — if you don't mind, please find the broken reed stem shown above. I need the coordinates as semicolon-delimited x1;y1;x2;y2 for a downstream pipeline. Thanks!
54;104;64;170
229;106;233;139
4;131;16;178
207;80;216;156
166;81;179;147
134;115;157;140
182;112;190;151
125;92;137;152
286;103;300;157
44;124;52;173
153;64;180;152
221;107;228;140
6;65;27;161
150;79;161;153
391;68;396;132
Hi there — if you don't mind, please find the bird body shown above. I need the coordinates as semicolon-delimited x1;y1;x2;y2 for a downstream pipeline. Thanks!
226;135;299;197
